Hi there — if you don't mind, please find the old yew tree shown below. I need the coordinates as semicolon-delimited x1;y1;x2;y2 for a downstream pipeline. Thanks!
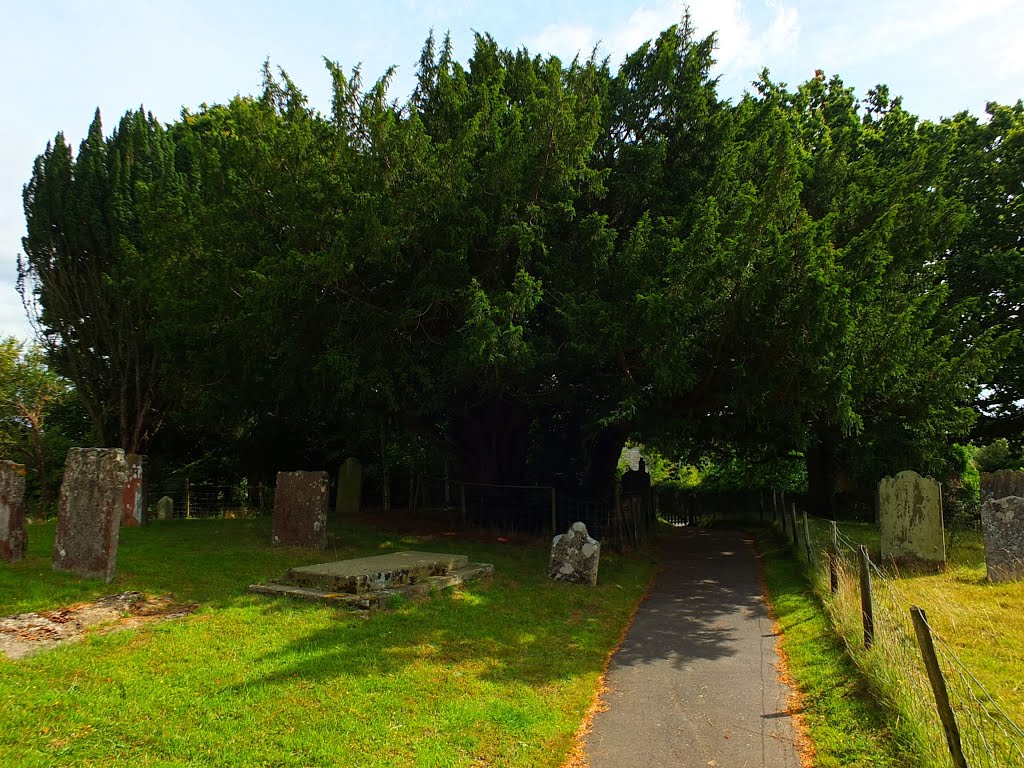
19;18;1021;511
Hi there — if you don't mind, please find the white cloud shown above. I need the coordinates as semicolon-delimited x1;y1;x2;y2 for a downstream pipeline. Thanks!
527;22;597;62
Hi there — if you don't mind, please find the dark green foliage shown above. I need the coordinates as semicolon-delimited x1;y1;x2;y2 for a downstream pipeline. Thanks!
16;22;1020;505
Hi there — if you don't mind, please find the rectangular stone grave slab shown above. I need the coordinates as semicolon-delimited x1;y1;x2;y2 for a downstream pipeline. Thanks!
981;496;1024;582
0;461;27;562
286;551;469;594
53;448;127;582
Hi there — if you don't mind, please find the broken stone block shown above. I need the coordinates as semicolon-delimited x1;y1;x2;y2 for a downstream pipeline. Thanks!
549;521;600;586
53;448;127;582
981;496;1024;582
981;470;1024;502
0;461;27;563
878;470;945;566
273;471;329;549
336;457;362;516
121;454;145;527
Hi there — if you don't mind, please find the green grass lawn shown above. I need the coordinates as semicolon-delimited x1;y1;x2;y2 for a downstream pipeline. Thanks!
0;517;655;767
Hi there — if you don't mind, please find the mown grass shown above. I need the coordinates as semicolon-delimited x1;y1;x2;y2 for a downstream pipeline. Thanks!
0;517;655;767
756;528;910;767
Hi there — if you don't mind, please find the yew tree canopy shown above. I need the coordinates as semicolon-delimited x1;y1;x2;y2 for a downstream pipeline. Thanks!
19;19;1021;494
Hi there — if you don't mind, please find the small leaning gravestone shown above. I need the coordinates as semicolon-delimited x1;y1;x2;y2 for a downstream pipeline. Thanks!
273;471;329;549
549;522;600;586
878;470;945;567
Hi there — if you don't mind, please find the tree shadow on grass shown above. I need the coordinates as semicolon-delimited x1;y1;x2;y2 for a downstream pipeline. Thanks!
232;527;767;694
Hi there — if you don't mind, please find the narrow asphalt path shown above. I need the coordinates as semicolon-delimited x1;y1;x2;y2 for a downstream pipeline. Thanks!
583;528;802;767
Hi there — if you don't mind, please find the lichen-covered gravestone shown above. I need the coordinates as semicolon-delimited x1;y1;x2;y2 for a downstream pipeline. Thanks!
121;454;145;527
878;470;945;566
980;470;1024;502
53;448;128;582
0;460;27;562
273;471;329;549
336;457;362;516
549;522;600;586
156;496;174;520
981;496;1024;582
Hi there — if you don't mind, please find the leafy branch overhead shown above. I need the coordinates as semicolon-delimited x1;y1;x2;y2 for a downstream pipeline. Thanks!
17;19;1023;506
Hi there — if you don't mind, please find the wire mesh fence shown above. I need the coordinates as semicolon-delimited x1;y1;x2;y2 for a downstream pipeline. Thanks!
146;480;272;520
766;499;1024;768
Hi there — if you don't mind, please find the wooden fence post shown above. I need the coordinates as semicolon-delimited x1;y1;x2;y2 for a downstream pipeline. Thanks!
910;607;968;768
858;545;875;649
790;503;799;548
803;510;813;563
184;478;191;519
550;487;557;535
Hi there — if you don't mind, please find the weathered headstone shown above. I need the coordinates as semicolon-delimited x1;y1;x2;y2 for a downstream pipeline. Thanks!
156;496;174;520
981;496;1024;582
980;469;1024;502
273;471;329;548
0;461;27;562
878;470;946;566
53;448;127;582
121;454;145;527
549;522;601;586
336;457;362;516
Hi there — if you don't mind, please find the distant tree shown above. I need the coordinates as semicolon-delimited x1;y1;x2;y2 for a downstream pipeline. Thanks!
0;337;85;513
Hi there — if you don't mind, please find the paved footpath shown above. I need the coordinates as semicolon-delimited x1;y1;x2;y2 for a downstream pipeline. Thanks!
584;528;802;767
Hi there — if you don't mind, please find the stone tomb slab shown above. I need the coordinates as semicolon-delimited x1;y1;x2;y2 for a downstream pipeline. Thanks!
286;551;469;594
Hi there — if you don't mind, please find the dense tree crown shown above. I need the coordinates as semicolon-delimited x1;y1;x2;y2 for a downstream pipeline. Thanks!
17;20;1023;512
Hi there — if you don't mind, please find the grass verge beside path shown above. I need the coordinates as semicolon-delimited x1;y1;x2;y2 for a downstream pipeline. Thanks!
0;517;655;768
756;528;911;768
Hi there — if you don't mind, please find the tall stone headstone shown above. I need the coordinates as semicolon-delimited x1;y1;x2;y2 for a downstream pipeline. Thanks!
336;457;363;516
981;496;1024;582
549;522;601;586
878;470;945;566
980;469;1024;502
53;448;127;582
273;471;329;549
121;454;146;527
0;461;27;563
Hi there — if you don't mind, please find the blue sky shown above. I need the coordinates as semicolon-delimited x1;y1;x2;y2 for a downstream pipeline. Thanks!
3;0;1022;340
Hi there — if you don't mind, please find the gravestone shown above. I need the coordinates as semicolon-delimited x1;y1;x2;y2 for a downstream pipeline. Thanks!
0;461;27;562
980;469;1024;502
336;458;362;516
878;470;945;566
121;454;145;527
156;496;174;520
549;522;601;586
53;448;127;582
981;496;1024;582
273;471;328;549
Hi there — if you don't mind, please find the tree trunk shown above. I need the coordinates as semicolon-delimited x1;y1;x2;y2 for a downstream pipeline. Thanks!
582;424;630;500
806;426;836;520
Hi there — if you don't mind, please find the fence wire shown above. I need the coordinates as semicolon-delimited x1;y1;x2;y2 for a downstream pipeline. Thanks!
795;511;1024;767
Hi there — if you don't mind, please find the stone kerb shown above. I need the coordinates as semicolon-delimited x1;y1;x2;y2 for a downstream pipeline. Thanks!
53;448;127;582
878;470;946;566
549;521;601;586
0;460;27;562
981;496;1024;582
273;471;329;549
336;458;362;516
980;469;1024;502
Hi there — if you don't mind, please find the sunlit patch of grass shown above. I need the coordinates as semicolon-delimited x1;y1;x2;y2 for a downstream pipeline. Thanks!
0;517;655;767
